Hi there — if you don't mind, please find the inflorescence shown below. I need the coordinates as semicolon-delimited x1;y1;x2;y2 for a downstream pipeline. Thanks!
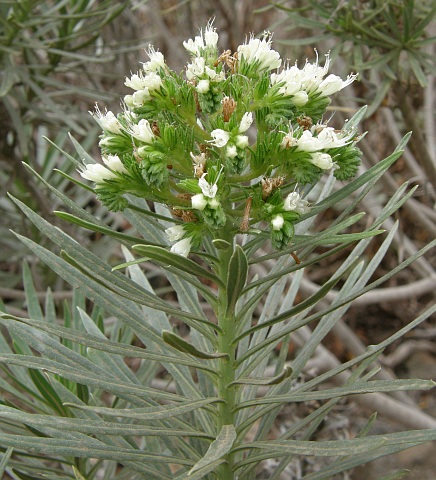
81;22;362;256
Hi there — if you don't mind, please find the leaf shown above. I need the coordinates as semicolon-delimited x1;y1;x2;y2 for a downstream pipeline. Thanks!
58;248;218;336
238;240;435;366
366;77;393;117
0;354;185;403
235;379;436;409
174;460;226;480
229;366;293;387
188;424;237;475
132;245;224;288
235;273;343;346
226;245;248;314
0;433;192;466
407;50;428;87
0;447;13;475
235;437;387;466
162;331;227;360
0;314;217;375
0;405;213;439
65;398;223;420
54;211;161;247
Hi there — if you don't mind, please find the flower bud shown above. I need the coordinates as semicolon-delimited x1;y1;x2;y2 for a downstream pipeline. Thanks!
271;214;284;231
310;152;333;170
166;225;186;242
170;237;192;257
192;193;208;210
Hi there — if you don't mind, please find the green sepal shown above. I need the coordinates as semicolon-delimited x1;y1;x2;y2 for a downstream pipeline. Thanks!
162;331;228;360
332;145;362;180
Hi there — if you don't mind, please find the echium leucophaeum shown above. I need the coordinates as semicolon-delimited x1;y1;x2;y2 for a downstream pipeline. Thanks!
81;22;361;256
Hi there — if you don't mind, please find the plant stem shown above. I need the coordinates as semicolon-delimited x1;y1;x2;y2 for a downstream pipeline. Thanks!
215;233;237;479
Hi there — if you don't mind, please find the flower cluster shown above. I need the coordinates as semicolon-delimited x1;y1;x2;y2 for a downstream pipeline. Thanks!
81;23;362;256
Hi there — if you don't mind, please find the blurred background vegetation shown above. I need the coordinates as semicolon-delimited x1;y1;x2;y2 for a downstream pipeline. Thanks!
0;0;435;477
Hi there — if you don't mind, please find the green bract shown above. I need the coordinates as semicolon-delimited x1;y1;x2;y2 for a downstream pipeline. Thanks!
81;23;362;256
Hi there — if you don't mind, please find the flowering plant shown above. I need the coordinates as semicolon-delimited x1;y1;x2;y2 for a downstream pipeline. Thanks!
1;23;435;480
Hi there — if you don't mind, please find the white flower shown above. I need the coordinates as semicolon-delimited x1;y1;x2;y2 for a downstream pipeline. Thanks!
102;154;127;174
125;71;162;92
238;33;282;71
310;152;333;170
291;90;309;107
198;173;217;198
186;57;205;80
296;130;320;152
284;192;310;214
281;132;297;149
126;119;155;144
235;135;249;149
209;129;230;148
205;66;219;79
183;37;204;56
204;23;219;48
170;237;192;257
165;225;185;242
318;73;357;96
317;127;352;149
143;46;165;72
226;144;238;158
197;79;210;93
131;89;152;106
90;106;122;134
271;214;284;231
239;112;253;133
191;193;208;210
271;66;302;95
183;23;218;56
80;163;116;183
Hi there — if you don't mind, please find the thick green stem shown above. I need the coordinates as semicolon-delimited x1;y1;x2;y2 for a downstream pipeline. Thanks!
215;236;238;478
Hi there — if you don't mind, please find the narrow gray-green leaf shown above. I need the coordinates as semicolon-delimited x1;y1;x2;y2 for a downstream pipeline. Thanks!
235;274;342;346
235;436;386;458
0;447;13;475
0;433;192;466
235;379;435;409
0;314;216;375
226;245;248;314
229;366;293;387
189;424;237;475
174;460;226;479
65;398;223;420
162;331;226;360
132;245;224;287
0;354;185;403
0;406;212;439
54;211;160;247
